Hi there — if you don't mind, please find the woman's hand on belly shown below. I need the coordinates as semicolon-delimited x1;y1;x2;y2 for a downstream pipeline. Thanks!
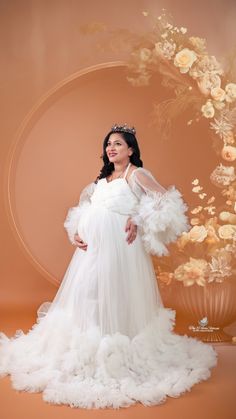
125;217;137;245
74;234;88;251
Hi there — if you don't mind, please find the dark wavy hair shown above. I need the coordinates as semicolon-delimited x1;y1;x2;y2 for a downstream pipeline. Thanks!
95;130;143;183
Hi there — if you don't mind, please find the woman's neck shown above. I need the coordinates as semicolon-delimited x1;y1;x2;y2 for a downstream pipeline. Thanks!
113;161;130;173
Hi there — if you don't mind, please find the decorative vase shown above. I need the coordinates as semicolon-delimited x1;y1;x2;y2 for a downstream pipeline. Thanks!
157;275;236;342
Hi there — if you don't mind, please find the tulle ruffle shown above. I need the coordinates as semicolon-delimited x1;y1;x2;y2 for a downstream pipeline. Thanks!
132;186;189;256
0;307;217;409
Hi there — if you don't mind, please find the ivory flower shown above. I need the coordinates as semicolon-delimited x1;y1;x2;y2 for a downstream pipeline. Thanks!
158;272;173;285
205;225;219;244
225;83;236;102
161;33;168;39
211;87;226;102
191;206;203;214
192;185;203;193
219;211;236;224
189;36;206;52
208;256;232;282
210;117;233;138
189;225;208;242
218;224;236;240
201;101;215;118
213;101;225;110
155;40;176;60
219;211;230;222
139;48;152;62
176;232;190;250
197;74;221;96
199;193;207;199
174;48;197;73
204;205;216;215
210;164;236;187
174;258;208;287
190;218;201;226
190;56;223;80
221;145;236;162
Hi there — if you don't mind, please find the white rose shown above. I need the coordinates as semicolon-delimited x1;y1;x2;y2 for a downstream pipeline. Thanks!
201;101;215;118
225;83;236;102
218;224;236;240
221;145;236;162
211;87;226;102
174;48;197;73
189;225;208;242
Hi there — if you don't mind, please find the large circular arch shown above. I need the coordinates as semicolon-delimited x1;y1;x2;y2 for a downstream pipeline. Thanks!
6;61;179;285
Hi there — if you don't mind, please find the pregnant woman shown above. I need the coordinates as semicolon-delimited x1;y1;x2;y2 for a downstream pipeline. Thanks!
0;124;217;409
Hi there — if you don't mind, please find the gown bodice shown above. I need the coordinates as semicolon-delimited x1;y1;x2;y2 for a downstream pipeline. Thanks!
90;177;139;216
64;162;189;256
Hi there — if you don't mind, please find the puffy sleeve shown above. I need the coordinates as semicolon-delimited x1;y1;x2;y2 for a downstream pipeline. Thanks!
64;182;96;244
129;168;189;256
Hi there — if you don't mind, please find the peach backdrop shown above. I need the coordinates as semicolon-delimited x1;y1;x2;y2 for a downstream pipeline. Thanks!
1;0;236;312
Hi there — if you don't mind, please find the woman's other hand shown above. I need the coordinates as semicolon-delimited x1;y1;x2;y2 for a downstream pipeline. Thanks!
74;234;88;251
125;217;137;244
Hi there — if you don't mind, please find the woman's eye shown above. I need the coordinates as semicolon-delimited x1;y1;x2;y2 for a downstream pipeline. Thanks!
107;142;121;146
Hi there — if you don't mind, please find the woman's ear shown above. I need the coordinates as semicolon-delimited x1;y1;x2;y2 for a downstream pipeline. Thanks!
128;147;133;156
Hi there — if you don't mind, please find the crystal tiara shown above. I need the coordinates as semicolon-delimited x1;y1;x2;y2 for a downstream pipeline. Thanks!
111;124;136;135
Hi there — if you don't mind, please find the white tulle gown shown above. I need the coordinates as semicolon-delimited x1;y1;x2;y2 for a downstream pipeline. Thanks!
0;163;217;409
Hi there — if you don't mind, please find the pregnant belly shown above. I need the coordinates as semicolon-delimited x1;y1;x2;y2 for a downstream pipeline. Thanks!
77;206;128;249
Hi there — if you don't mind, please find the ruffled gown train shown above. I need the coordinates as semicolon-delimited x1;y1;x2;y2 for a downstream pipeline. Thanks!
0;165;217;408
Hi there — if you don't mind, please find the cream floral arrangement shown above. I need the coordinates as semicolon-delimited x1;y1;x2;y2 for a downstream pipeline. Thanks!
81;11;236;286
124;11;236;287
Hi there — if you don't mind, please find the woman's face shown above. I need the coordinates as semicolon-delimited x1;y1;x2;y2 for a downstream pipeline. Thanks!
106;133;133;164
